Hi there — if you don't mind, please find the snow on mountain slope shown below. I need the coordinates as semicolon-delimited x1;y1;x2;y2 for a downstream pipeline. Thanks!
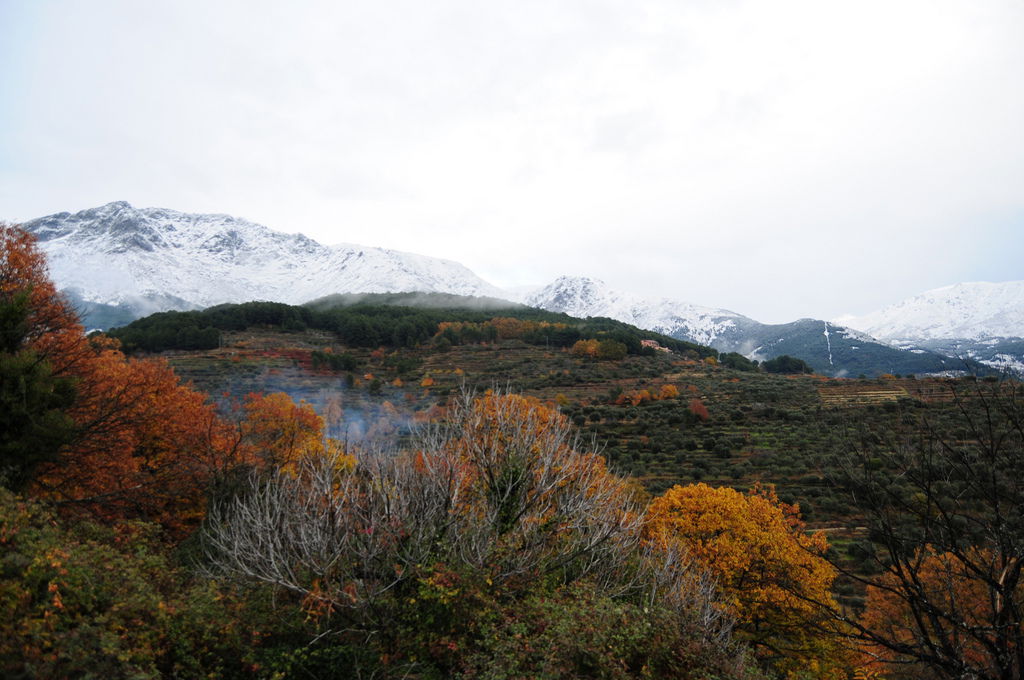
832;282;1024;376
23;202;507;311
521;276;988;377
521;276;752;347
834;281;1024;342
19;202;1017;377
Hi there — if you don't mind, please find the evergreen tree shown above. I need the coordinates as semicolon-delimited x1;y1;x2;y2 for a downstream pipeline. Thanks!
0;290;76;490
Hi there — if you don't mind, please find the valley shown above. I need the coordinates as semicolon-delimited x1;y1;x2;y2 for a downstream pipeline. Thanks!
139;310;1001;621
157;323;960;530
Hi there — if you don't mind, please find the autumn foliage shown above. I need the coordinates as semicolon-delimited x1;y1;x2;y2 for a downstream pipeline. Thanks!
0;488;253;678
234;391;324;468
31;352;232;530
0;225;87;369
571;338;601;357
2;224;328;535
2;223;906;677
571;338;628;360
858;547;1019;677
614;383;682;406
688;397;710;421
644;483;846;678
30;369;330;534
202;390;757;677
437;317;570;345
443;391;631;538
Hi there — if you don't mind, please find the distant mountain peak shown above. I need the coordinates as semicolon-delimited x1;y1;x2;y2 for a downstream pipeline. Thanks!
836;280;1024;342
523;277;1004;377
523;275;749;347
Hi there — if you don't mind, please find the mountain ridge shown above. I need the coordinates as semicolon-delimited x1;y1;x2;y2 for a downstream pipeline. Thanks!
832;281;1024;376
518;275;755;347
18;202;1020;377
522;276;989;377
25;201;506;315
834;280;1024;342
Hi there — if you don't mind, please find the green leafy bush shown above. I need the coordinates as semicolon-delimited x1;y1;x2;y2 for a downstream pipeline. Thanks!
0;490;250;678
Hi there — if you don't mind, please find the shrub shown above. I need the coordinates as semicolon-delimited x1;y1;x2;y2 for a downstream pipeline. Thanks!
203;390;745;677
0;489;249;678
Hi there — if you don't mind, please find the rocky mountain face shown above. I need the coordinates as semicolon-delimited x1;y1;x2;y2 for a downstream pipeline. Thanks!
24;202;506;325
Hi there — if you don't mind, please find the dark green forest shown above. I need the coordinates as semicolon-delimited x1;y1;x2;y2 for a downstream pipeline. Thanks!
106;295;716;358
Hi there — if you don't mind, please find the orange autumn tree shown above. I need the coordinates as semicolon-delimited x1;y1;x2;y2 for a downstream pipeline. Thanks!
570;338;600;358
0;225;241;530
236;391;324;468
2;224;332;534
31;350;244;531
643;483;847;678
688;397;710;421
35;380;332;533
1;223;119;491
0;225;89;372
857;547;1020;679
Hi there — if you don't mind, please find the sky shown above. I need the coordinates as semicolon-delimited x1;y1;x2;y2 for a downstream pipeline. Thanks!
1;0;1022;323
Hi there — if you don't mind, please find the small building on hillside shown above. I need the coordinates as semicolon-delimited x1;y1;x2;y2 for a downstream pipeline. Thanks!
641;339;671;353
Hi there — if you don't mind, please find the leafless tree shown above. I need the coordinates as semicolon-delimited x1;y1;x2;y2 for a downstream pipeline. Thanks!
201;388;732;643
825;379;1024;680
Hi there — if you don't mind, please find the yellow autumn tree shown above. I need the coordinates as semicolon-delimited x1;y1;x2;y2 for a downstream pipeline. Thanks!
643;483;848;678
659;383;680;400
570;339;599;358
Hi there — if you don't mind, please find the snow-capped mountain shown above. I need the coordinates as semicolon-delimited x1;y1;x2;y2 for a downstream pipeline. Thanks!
834;281;1024;376
521;276;758;348
24;202;507;321
524;276;989;377
834;281;1024;342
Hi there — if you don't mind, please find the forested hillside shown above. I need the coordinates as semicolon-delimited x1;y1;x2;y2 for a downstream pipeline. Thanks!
106;293;715;358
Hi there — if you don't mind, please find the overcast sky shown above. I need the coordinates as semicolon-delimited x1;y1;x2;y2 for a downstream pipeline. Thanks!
2;0;1022;323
